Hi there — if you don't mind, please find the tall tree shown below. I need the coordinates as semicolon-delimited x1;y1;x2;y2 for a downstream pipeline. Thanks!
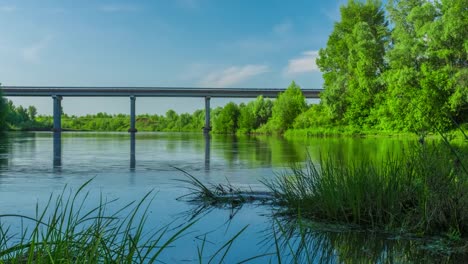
317;0;389;127
27;106;37;121
381;0;465;132
213;102;240;134
427;0;468;124
269;81;306;132
238;96;273;133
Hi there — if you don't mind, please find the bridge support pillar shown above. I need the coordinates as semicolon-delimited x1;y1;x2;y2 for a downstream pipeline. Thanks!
52;95;62;132
203;96;211;134
128;96;137;133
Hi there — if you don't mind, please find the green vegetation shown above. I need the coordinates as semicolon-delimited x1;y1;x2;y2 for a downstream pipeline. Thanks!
0;180;256;263
315;0;467;133
0;180;194;263
263;81;306;133
0;87;7;131
265;143;468;237
181;141;468;255
317;0;388;128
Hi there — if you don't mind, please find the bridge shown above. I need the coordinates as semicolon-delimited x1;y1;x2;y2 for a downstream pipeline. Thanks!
2;86;322;133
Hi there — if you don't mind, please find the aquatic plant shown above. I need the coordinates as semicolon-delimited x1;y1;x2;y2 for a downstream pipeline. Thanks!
1;179;261;263
264;143;468;237
176;167;274;207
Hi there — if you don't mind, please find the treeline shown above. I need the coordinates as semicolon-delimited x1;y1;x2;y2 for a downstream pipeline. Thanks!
36;110;207;132
0;91;48;131
0;82;305;133
309;0;467;134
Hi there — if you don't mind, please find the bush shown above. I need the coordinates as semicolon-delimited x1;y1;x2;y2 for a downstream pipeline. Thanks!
267;81;307;133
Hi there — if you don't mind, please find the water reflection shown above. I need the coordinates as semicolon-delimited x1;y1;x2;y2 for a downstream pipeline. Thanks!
1;132;425;174
267;218;466;264
130;132;136;170
53;132;61;169
204;132;210;171
0;132;9;171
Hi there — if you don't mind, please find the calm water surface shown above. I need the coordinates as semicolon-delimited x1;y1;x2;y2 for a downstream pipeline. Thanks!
0;132;450;263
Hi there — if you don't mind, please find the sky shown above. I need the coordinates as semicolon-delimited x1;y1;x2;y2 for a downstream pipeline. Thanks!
0;0;344;115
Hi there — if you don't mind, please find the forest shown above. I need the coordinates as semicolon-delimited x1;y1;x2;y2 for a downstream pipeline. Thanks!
0;0;467;135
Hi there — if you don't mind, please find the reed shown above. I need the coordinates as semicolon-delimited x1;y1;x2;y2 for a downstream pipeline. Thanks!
0;179;196;263
264;143;468;237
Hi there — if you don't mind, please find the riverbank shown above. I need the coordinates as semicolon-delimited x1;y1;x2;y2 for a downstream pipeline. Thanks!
284;126;468;140
7;124;468;142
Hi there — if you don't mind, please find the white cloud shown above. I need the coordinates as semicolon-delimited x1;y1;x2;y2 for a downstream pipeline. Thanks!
22;36;52;63
99;4;139;12
284;50;320;76
0;5;16;12
199;65;270;87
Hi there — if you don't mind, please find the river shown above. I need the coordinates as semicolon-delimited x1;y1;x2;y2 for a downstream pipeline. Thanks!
0;132;457;263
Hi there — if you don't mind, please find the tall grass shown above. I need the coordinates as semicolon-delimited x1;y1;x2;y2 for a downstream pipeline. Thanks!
264;143;468;237
0;179;197;263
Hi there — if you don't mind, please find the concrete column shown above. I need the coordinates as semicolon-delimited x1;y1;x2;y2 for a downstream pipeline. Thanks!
128;96;137;133
203;96;211;133
52;95;62;132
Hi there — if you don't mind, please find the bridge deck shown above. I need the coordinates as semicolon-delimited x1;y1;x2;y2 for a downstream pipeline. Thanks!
1;86;321;98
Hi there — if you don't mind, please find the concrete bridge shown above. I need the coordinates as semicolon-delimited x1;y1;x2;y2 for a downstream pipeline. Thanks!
2;86;321;133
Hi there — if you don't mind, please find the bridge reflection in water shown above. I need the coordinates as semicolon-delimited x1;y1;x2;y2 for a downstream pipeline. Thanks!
53;132;61;168
52;133;212;171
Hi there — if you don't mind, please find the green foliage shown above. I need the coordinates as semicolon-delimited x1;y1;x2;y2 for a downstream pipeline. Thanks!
238;96;273;134
313;0;467;134
381;0;449;132
317;0;389;125
267;81;307;133
265;144;468;236
213;102;240;134
293;104;332;129
0;87;7;131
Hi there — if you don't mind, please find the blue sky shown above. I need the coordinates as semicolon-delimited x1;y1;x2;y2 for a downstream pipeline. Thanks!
1;0;344;115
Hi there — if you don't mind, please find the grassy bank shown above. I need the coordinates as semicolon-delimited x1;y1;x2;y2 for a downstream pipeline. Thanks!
265;143;468;238
284;125;468;140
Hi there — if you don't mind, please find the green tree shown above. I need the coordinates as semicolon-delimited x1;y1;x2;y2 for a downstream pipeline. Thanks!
238;103;255;133
317;0;389;126
213;102;240;134
0;87;7;130
293;104;332;129
238;96;274;133
427;0;468;124
381;0;463;132
252;95;273;128
27;106;37;120
268;81;306;132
